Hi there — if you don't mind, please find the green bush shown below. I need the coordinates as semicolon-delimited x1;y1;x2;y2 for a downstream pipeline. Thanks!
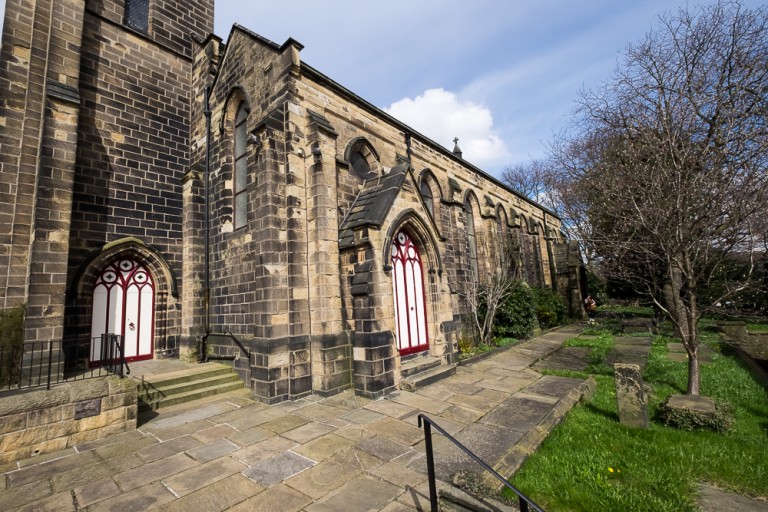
0;304;25;388
656;396;734;433
493;280;537;339
0;304;25;348
532;287;568;329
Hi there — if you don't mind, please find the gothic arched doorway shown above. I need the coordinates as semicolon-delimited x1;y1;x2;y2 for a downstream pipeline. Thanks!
90;258;155;363
391;231;429;355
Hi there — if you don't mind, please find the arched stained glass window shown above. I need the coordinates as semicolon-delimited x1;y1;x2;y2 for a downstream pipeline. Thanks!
124;0;150;33
234;102;248;229
464;198;478;281
420;180;434;217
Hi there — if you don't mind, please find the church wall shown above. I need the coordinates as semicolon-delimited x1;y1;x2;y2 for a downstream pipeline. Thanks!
0;0;574;405
196;32;320;402
61;2;213;353
84;0;213;59
293;68;564;396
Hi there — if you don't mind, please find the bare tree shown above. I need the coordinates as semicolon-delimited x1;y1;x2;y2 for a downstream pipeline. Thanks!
502;160;550;204
551;1;768;395
503;157;601;268
458;232;521;348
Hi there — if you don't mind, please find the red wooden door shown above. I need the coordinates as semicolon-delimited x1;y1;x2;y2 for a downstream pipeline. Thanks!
90;259;155;362
391;231;429;355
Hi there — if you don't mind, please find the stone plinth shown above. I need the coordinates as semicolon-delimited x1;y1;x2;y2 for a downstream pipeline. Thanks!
614;363;648;429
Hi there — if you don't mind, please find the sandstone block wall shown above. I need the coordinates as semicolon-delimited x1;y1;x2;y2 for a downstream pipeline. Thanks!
0;376;137;464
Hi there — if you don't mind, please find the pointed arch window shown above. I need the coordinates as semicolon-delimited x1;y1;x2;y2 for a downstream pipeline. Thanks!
233;102;248;229
464;198;478;281
420;180;434;217
124;0;150;33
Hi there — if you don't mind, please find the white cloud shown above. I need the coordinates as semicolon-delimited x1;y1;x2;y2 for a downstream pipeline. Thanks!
384;88;509;169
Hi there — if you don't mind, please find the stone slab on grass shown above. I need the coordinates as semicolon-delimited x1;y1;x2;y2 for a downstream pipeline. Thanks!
667;343;713;363
698;483;768;512
524;375;585;399
605;341;652;370
667;394;716;415
481;397;553;433
532;347;591;372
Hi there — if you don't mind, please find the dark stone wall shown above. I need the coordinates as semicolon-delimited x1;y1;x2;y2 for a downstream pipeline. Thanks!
63;10;199;351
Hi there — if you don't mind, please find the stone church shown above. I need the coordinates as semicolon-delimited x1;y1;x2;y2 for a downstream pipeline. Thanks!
0;0;583;403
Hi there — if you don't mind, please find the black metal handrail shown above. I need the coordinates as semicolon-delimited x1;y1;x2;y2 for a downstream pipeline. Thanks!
0;334;130;392
417;413;544;512
102;333;131;377
203;330;251;362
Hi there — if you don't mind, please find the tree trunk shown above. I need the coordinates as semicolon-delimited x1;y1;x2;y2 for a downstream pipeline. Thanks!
687;348;700;395
664;265;701;395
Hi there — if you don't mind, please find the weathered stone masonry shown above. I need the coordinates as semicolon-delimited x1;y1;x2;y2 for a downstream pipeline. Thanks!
190;27;581;402
0;1;584;407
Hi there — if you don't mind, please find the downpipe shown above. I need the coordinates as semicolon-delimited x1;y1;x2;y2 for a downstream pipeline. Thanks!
199;85;212;363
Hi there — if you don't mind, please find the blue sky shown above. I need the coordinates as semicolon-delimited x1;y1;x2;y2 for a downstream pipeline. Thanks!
213;1;763;178
0;1;759;178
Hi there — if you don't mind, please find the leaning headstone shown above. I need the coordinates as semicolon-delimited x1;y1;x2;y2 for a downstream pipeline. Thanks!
614;363;648;429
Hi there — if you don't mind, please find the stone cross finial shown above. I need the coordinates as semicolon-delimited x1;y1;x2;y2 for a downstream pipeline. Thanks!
452;137;463;158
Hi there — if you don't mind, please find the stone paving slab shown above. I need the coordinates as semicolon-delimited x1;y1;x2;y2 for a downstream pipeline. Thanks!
0;325;594;512
186;437;239;462
86;481;175;512
698;483;768;512
524;375;587;398
532;346;591;372
164;456;246;497
482;396;553;433
292;432;357;462
304;475;402;512
242;451;316;486
156;473;264;512
226;483;311;512
605;340;653;370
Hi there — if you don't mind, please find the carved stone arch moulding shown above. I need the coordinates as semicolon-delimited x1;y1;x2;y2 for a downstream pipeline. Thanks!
383;210;443;277
69;237;178;300
344;136;381;180
219;85;251;135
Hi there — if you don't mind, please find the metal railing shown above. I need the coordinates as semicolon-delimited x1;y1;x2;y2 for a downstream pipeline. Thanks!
418;413;544;512
0;334;130;392
203;330;251;362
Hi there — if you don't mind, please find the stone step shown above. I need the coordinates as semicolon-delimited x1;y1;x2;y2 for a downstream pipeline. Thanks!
138;380;246;412
135;363;244;411
135;364;235;388
401;354;441;378
399;362;457;392
138;372;242;403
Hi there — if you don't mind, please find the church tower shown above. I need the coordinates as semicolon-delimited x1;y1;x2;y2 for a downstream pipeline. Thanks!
0;0;214;357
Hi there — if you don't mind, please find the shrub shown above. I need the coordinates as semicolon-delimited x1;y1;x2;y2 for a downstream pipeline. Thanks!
0;304;25;348
493;280;537;339
531;287;568;329
656;396;734;433
0;304;25;388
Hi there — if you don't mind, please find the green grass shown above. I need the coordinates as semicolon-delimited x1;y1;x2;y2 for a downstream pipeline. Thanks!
457;337;521;361
747;323;768;334
598;304;655;317
508;330;768;511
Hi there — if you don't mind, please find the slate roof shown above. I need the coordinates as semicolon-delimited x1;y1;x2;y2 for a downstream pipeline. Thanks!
338;160;410;249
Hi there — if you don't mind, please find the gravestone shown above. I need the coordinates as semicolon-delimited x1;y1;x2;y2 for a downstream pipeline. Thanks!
614;363;648;429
